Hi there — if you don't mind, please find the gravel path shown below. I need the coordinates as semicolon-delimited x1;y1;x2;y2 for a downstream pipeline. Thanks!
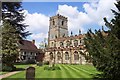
0;71;21;79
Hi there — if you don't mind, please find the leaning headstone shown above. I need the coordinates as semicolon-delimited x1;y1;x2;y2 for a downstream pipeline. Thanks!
26;67;35;80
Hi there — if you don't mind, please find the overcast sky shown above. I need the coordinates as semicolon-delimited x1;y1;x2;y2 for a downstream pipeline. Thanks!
22;0;117;47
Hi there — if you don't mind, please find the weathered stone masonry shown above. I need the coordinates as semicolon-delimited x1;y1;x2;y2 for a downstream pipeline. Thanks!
44;14;88;64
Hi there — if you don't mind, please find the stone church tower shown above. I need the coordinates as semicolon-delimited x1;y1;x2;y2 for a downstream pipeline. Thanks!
44;14;88;64
48;14;68;47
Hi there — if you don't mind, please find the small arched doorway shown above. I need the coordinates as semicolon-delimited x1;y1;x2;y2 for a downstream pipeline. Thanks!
65;52;69;64
74;51;79;64
57;52;61;63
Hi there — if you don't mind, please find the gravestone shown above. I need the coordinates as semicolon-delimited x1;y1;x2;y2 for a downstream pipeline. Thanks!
26;67;35;80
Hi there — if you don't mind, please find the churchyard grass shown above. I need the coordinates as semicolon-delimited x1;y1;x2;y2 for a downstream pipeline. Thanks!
15;64;33;69
3;64;100;79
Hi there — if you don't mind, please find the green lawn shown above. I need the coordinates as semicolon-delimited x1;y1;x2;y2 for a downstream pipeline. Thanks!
15;64;33;69
0;64;33;75
3;64;100;79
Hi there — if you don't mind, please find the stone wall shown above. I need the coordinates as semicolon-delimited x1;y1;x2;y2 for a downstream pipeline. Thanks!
44;48;87;64
45;14;88;64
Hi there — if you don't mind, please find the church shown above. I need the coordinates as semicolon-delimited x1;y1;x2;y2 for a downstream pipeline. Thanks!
44;14;89;64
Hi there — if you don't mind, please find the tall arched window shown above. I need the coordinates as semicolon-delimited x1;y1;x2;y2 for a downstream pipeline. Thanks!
57;52;61;60
65;52;69;60
50;52;53;60
53;20;55;25
51;42;54;47
54;41;56;47
74;51;79;60
74;40;78;47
